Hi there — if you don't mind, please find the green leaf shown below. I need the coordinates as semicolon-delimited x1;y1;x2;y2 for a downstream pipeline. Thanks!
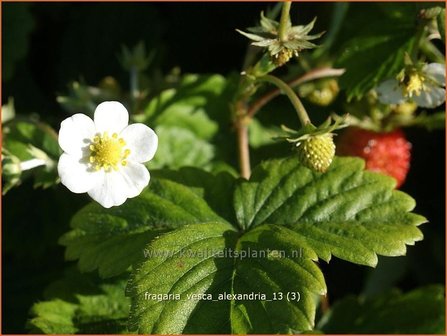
140;74;239;170
137;74;226;140
64;157;426;333
60;178;227;278
230;225;326;334
126;222;326;334
60;229;162;279
149;125;215;169
153;167;237;223
27;269;130;334
248;118;277;148
337;34;414;100
334;4;418;100
4;120;60;159
135;74;238;169
318;285;445;333
153;105;218;140
28;299;78;334
234;157;426;266
127;222;236;334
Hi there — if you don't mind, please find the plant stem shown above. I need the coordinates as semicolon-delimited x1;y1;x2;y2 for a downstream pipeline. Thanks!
233;49;255;179
247;67;345;118
236;117;251;179
257;74;311;126
233;2;292;179
278;1;292;42
233;97;251;179
234;67;345;178
410;22;426;60
420;40;445;64
321;294;330;314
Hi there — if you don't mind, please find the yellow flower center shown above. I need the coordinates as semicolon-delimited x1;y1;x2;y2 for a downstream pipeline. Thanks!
403;73;425;97
89;132;130;172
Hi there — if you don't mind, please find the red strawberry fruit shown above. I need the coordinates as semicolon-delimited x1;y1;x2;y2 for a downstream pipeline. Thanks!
336;127;412;188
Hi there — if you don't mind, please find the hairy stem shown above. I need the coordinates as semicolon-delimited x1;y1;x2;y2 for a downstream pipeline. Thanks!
236;118;251;179
257;74;311;126
278;1;292;41
247;67;345;119
233;48;256;179
233;97;252;178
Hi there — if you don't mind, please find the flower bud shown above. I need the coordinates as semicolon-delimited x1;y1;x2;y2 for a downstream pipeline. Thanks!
299;79;340;106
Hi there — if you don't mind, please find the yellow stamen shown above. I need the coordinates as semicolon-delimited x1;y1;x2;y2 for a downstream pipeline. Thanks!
88;132;131;172
403;72;425;97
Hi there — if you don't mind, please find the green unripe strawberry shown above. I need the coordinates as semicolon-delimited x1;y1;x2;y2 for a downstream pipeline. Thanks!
296;133;335;172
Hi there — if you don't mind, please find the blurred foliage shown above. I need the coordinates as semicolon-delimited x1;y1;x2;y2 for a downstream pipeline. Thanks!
2;100;60;193
57;78;122;116
334;6;417;100
137;74;236;169
318;285;445;333
27;268;130;334
3;181;88;332
119;41;154;72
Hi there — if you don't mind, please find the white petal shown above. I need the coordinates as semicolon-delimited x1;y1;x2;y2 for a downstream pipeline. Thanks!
423;63;445;86
94;101;129;134
376;79;406;104
87;162;149;208
413;86;446;108
58;114;95;157
87;172;128;208
58;153;101;193
119;161;150;198
120;124;158;163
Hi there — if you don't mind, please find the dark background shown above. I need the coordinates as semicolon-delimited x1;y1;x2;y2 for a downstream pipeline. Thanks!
3;2;445;333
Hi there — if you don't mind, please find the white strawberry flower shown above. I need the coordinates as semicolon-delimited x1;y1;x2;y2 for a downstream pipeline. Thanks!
57;101;158;208
376;63;446;108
